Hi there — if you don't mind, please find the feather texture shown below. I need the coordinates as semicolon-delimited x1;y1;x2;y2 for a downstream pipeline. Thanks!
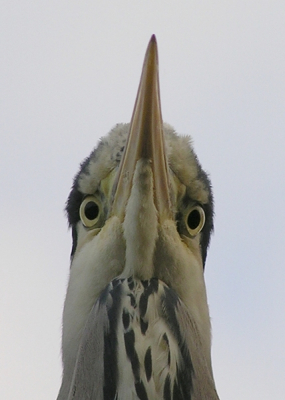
64;278;218;400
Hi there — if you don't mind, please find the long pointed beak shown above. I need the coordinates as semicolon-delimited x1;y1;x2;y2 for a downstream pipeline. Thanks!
111;35;172;222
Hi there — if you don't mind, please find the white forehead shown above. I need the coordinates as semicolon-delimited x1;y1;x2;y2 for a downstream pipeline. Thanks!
78;123;209;204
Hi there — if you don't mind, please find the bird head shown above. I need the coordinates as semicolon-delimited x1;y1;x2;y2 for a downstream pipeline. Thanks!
62;35;214;376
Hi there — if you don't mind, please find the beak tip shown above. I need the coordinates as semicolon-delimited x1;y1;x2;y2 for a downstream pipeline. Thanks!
147;35;158;58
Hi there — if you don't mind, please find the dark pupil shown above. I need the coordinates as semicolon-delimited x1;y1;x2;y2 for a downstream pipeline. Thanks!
187;209;201;230
85;201;99;220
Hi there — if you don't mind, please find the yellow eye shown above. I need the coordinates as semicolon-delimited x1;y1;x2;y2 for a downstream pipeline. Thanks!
79;196;100;228
186;206;205;237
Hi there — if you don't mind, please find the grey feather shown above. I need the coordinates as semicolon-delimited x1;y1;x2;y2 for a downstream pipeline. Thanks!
62;278;219;400
66;300;107;400
173;299;220;400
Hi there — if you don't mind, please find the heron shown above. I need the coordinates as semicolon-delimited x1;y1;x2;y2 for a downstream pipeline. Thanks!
57;35;219;400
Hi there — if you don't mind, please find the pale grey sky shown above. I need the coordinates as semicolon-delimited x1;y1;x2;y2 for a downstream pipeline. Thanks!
1;1;285;399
